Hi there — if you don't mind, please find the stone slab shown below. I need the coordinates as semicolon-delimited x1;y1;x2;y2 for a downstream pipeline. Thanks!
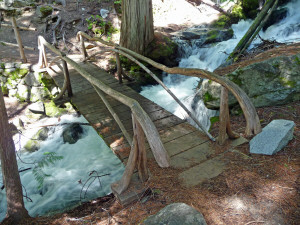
250;119;295;155
178;156;226;187
170;142;212;169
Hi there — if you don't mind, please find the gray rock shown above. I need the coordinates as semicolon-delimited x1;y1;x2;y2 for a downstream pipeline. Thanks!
62;123;84;144
197;53;300;109
16;84;30;101
174;27;233;46
4;62;15;69
250;120;295;155
28;102;45;114
0;76;7;83
143;203;207;225
3;68;16;76
23;72;41;87
23;127;49;152
100;9;109;18
36;5;53;18
20;63;30;70
0;68;4;73
30;86;50;102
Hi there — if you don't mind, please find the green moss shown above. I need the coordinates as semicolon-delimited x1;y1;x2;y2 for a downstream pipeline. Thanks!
206;30;219;43
203;92;216;104
44;101;66;117
40;6;53;17
19;68;29;77
24;139;40;152
0;63;4;69
294;56;300;65
212;15;231;28
208;80;212;84
1;84;8;95
209;116;219;131
272;62;280;68
232;4;246;20
15;93;27;102
279;77;296;88
227;73;242;86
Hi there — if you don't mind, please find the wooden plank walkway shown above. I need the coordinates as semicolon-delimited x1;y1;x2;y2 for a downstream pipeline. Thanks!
47;58;212;164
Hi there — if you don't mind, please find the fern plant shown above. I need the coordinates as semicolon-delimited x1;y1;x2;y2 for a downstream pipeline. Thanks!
32;152;63;189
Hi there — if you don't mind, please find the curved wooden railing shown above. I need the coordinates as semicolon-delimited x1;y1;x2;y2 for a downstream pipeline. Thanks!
76;32;262;140
37;36;170;194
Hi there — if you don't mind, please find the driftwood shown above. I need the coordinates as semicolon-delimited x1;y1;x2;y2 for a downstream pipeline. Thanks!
1;23;37;31
115;53;123;83
217;87;239;145
0;41;35;50
52;15;61;46
11;17;27;63
112;114;148;195
216;0;278;144
116;46;262;136
38;36;170;168
77;32;215;141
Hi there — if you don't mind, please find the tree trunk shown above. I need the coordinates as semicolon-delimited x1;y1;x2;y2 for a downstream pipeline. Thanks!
0;87;29;223
120;0;154;55
229;0;276;60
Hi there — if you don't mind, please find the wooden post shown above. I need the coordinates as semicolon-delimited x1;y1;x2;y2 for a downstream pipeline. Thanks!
112;136;138;195
79;34;88;60
132;114;148;182
11;17;27;63
62;60;73;97
115;53;123;83
218;87;239;145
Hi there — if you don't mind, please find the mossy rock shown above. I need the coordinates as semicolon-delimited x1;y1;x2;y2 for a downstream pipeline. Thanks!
212;15;232;28
44;101;67;117
145;33;178;67
37;5;53;18
24;139;41;152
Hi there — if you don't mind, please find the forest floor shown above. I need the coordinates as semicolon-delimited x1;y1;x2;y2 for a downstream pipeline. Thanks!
1;0;300;224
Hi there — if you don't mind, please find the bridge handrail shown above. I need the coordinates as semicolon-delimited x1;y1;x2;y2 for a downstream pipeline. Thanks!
37;36;170;192
76;31;262;137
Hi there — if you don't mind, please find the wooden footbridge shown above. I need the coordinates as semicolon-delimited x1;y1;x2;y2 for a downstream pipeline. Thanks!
37;33;261;204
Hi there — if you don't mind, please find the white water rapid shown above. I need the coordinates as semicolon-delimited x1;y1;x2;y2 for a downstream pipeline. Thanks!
0;115;124;221
141;0;300;131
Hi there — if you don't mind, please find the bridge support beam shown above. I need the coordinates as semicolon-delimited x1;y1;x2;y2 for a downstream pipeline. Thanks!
111;114;149;205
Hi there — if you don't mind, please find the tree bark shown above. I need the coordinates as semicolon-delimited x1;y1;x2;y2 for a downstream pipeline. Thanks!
120;0;154;54
0;86;29;223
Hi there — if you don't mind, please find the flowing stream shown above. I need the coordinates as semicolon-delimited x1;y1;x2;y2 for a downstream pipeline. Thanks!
1;0;300;222
0;115;124;220
140;0;300;130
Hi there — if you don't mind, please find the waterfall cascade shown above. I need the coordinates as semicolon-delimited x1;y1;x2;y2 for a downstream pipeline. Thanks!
140;0;300;131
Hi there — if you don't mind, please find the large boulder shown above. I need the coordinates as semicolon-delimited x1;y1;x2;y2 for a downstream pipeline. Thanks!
143;203;207;225
62;123;84;144
173;27;234;47
197;53;300;109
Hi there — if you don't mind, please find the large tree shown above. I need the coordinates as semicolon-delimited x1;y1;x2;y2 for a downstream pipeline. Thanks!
120;0;154;54
0;86;30;223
